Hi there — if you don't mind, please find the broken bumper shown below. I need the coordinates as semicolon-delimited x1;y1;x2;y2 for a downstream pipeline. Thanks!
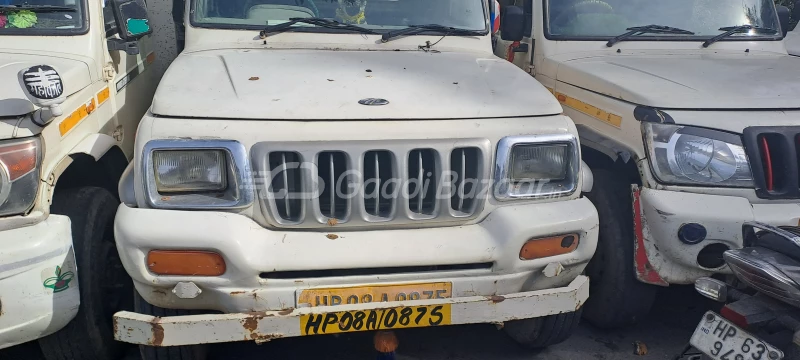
113;275;588;346
636;187;800;285
0;215;80;350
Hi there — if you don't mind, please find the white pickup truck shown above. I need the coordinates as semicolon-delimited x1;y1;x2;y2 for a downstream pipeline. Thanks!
110;0;599;357
0;0;170;358
496;0;800;329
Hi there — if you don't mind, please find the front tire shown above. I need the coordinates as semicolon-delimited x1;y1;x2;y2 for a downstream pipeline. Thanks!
38;187;134;360
134;291;209;360
582;169;657;329
504;308;583;349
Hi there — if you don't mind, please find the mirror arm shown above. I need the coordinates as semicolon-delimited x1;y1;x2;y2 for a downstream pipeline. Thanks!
107;38;141;55
30;105;63;127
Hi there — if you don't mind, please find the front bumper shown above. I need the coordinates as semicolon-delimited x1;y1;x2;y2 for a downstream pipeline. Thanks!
113;275;588;346
0;216;80;350
638;187;800;285
114;198;597;313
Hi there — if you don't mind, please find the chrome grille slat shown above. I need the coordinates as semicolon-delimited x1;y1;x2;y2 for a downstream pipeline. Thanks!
252;140;490;229
459;149;466;212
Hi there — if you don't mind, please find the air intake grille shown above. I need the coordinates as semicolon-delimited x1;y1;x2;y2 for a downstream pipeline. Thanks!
363;151;395;218
318;152;350;220
743;127;800;199
268;152;303;222
450;147;481;214
408;149;437;216
251;139;490;229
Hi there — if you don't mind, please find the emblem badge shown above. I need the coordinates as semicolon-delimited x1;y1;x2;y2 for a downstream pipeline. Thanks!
358;98;390;106
22;65;63;100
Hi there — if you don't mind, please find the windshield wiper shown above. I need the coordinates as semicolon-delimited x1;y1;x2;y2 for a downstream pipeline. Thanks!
381;24;484;43
702;25;778;48
0;4;76;12
259;17;376;38
606;25;695;47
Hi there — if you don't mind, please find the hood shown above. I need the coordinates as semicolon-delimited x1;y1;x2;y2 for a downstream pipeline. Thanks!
556;53;800;110
152;49;561;120
0;52;92;117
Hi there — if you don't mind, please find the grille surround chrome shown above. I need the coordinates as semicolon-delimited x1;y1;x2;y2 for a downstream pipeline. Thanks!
251;139;491;229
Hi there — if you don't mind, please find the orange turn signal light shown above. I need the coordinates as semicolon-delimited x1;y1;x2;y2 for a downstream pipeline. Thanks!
519;234;579;260
147;250;226;276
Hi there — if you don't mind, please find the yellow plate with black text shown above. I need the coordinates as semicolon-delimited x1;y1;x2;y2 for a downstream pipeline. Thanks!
298;282;452;307
301;304;451;335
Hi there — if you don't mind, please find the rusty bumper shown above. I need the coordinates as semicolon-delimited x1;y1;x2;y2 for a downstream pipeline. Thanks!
114;275;589;347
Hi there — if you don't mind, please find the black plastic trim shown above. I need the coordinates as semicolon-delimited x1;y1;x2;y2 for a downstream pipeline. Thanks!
742;126;800;199
633;106;675;124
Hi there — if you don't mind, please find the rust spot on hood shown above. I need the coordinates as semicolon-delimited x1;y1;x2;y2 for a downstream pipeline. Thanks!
230;291;246;295
327;218;338;226
149;317;164;346
326;234;339;240
488;295;505;303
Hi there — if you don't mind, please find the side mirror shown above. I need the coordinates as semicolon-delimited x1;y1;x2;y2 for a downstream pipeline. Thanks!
110;0;152;41
500;5;525;42
17;65;66;126
778;5;791;36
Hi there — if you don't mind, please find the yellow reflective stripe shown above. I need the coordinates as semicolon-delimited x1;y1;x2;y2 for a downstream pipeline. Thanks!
59;98;96;136
547;88;622;128
97;87;110;105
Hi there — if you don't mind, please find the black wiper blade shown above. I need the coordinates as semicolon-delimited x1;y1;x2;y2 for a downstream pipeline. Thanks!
702;25;778;48
381;24;484;43
260;17;376;38
606;24;695;47
0;4;76;12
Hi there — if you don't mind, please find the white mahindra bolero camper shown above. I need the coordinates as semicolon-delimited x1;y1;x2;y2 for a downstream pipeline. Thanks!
496;0;800;329
110;0;600;358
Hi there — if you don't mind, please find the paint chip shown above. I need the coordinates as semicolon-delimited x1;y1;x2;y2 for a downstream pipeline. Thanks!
326;234;339;240
249;77;260;81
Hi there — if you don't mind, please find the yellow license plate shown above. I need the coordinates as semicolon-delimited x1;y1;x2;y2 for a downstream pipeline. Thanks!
300;304;451;335
298;282;452;307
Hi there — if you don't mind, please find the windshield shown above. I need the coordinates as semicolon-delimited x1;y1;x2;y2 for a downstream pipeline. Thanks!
191;0;487;33
545;0;780;41
0;0;86;35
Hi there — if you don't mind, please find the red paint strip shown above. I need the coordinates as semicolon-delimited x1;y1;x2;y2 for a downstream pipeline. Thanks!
632;188;669;287
760;137;774;191
506;41;520;63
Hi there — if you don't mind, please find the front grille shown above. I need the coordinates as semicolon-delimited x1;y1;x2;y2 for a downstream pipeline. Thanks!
743;127;800;199
252;139;491;229
407;149;438;216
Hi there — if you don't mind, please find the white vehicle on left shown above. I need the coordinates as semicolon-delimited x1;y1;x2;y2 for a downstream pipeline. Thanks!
0;0;174;358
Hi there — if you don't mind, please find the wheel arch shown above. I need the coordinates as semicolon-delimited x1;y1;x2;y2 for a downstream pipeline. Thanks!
52;135;129;200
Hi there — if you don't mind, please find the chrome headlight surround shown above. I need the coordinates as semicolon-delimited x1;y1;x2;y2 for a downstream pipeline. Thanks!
494;134;580;201
643;123;753;187
142;139;253;209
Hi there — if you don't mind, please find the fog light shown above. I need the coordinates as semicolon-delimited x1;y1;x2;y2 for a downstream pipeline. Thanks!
695;277;727;302
147;250;226;276
679;223;707;244
519;234;579;260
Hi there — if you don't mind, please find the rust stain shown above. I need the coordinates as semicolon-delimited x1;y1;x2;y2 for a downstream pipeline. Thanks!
633;341;648;355
249;77;260;81
327;218;338;226
230;291;246;295
326;234;339;240
149;317;164;346
277;308;294;316
250;333;283;343
242;317;259;332
488;295;505;303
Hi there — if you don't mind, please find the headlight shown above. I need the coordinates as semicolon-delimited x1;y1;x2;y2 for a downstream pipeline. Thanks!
0;138;42;217
143;140;252;209
153;150;227;193
494;134;580;200
643;123;753;187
